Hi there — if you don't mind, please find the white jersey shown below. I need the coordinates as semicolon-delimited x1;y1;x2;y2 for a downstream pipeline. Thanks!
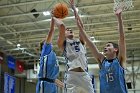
63;38;88;71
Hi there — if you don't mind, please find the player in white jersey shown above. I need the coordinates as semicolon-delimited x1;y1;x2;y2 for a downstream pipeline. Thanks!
52;3;95;93
64;37;88;71
54;23;95;93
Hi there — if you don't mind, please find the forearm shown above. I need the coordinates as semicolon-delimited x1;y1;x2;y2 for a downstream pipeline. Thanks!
57;24;66;51
80;28;102;61
117;14;125;38
73;6;83;28
53;17;64;28
72;6;85;43
46;18;55;43
53;17;66;51
76;17;103;62
117;14;126;49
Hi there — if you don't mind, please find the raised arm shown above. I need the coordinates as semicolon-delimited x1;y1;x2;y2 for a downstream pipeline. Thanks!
69;0;104;63
45;17;55;44
53;17;66;52
69;0;83;28
69;0;85;44
115;9;126;68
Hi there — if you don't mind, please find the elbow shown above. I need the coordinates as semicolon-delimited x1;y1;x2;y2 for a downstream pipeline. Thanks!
58;24;66;33
57;42;64;52
59;24;65;29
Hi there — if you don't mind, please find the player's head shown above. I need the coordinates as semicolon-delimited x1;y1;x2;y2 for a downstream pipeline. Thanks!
65;28;74;39
104;42;119;57
39;40;45;52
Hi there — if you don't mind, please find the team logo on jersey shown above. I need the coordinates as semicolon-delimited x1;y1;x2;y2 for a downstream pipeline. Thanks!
70;41;80;52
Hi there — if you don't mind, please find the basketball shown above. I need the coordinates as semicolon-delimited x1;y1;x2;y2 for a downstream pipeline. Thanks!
53;2;69;19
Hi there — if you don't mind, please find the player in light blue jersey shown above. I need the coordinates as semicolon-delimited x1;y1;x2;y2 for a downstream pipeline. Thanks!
36;17;64;93
70;0;128;92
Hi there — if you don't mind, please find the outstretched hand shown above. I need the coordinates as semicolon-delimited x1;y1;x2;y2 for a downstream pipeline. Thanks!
115;8;122;15
55;79;64;88
69;0;75;9
51;9;54;17
69;0;79;22
115;2;124;16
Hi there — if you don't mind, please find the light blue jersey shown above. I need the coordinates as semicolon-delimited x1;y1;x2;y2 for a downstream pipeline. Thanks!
36;43;59;93
99;58;128;93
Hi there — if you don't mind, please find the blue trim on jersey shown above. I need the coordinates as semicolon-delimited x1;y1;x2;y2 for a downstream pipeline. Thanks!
41;42;52;56
36;80;57;93
63;40;70;72
43;82;44;93
99;58;128;93
36;43;59;93
38;43;59;79
45;56;48;78
63;39;90;93
63;39;88;72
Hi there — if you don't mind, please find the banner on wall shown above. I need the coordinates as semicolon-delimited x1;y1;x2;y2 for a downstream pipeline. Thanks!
7;56;15;69
4;73;15;93
0;52;4;63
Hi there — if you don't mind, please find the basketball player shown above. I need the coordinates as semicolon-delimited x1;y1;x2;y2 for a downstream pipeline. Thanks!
52;6;95;93
36;17;64;93
70;0;128;92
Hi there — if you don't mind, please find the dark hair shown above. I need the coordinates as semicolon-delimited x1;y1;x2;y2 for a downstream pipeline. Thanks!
66;28;72;31
108;42;119;56
39;40;45;51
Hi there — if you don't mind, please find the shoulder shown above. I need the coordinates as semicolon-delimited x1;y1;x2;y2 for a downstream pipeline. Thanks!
99;57;106;68
116;57;126;68
43;43;53;49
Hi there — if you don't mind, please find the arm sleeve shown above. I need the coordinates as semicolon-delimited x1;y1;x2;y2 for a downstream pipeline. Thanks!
41;42;53;56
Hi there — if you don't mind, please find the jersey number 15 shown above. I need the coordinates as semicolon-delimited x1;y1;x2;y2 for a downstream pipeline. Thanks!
106;73;114;82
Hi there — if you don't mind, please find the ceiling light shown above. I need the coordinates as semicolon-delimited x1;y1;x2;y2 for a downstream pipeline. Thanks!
90;36;95;39
17;44;21;47
43;11;50;16
90;36;100;43
43;19;50;22
92;40;100;43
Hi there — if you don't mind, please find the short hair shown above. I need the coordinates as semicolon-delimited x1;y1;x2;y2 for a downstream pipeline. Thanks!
39;40;45;51
66;28;72;31
108;42;119;56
